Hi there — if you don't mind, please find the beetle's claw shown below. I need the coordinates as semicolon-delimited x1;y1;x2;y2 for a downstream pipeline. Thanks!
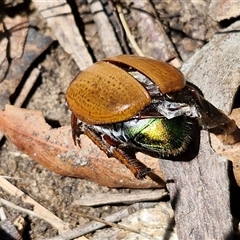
72;129;82;147
74;136;81;148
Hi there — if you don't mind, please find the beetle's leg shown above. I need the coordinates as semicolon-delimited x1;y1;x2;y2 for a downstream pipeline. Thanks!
184;86;240;143
84;128;152;179
183;85;238;134
110;146;152;179
71;113;83;147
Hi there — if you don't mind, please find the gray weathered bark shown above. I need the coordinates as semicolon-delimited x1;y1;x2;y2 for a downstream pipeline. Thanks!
159;130;233;239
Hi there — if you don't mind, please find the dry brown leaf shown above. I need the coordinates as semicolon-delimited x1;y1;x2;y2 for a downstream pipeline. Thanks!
0;105;165;189
0;13;28;82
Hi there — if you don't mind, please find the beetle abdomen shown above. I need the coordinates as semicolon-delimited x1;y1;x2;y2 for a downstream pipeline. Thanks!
123;117;192;156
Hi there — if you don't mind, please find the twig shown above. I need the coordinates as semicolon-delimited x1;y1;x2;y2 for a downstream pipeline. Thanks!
32;0;93;70
87;0;122;56
116;3;144;56
1;198;53;223
0;206;7;220
73;189;167;206
0;176;69;232
14;68;40;107
0;176;21;180
44;202;158;240
102;0;130;54
73;212;157;240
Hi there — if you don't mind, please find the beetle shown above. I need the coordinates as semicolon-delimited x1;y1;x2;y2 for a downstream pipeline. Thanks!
66;55;235;179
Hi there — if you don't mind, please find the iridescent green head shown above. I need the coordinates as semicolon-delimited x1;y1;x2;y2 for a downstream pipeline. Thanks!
123;116;192;156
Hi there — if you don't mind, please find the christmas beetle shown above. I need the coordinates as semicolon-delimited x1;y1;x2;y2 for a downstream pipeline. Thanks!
66;55;235;179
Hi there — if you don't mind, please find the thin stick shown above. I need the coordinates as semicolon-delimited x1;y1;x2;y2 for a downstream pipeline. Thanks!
73;189;167;206
74;211;157;240
116;3;144;56
0;206;7;220
1;198;52;222
0;176;69;232
14;68;40;107
44;202;158;240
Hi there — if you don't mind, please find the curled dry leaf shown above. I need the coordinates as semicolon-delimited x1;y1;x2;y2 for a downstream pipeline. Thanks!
0;105;165;189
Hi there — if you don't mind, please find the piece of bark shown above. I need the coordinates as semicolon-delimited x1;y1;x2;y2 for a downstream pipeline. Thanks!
159;22;240;240
124;0;177;61
158;130;233;239
73;189;167;206
0;22;9;82
209;0;240;21
0;27;53;110
181;21;240;114
0;219;22;240
32;0;93;70
4;14;29;59
87;0;123;57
